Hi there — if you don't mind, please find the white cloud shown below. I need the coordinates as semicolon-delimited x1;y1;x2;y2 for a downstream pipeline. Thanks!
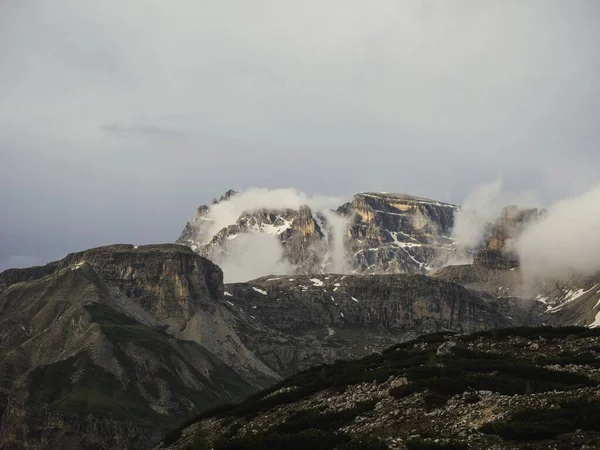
1;1;599;263
215;233;294;283
451;179;542;253
517;184;600;282
202;188;343;240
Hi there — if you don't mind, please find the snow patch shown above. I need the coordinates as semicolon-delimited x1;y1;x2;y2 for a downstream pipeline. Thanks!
260;217;293;236
310;278;324;287
224;291;233;297
351;297;359;303
252;287;268;295
590;310;600;328
71;261;86;270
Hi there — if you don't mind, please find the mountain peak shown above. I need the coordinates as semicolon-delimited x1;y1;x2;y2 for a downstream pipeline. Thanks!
357;191;457;208
177;191;458;281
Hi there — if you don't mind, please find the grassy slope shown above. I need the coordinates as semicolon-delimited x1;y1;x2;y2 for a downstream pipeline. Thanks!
27;303;255;430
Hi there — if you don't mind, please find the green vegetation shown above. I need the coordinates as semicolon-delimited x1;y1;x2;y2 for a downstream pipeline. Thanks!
27;353;164;426
28;303;253;431
481;399;600;441
209;430;389;450
459;325;600;342
164;326;600;447
405;438;467;450
390;349;595;401
271;400;377;435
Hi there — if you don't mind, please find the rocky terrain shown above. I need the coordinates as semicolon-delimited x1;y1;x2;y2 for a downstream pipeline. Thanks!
0;243;530;449
432;203;600;330
221;274;525;377
0;245;273;449
157;326;600;450
177;191;458;276
2;194;599;450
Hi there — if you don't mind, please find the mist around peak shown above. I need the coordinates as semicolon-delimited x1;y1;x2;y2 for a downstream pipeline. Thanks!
452;180;600;285
517;184;600;283
196;188;351;283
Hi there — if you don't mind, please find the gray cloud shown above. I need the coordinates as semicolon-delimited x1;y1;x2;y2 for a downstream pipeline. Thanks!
101;123;185;139
1;0;599;269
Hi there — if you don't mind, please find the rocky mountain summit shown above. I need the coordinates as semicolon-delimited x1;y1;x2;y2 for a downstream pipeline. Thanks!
157;326;600;450
177;191;458;277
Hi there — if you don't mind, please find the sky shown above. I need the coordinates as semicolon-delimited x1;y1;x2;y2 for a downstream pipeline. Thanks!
1;0;599;271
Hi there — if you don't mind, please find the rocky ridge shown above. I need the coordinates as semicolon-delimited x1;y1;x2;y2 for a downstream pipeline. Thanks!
221;274;522;377
157;326;600;450
177;191;458;276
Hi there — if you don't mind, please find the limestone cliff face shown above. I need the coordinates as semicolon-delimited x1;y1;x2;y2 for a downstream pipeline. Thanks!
339;193;457;274
221;274;516;376
177;191;458;276
0;245;269;450
58;244;224;319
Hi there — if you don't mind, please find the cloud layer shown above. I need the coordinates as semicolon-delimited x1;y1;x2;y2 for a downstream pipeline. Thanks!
1;1;599;268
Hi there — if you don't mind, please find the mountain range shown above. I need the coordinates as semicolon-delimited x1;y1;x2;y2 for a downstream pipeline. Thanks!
1;190;599;449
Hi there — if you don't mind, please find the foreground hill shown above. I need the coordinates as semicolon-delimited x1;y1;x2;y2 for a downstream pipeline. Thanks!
157;326;600;450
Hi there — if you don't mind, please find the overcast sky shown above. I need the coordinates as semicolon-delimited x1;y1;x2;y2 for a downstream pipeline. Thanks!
1;0;599;270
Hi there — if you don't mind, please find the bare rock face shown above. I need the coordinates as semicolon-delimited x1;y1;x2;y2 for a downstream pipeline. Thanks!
340;193;457;274
176;191;458;277
0;245;270;450
221;274;519;377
